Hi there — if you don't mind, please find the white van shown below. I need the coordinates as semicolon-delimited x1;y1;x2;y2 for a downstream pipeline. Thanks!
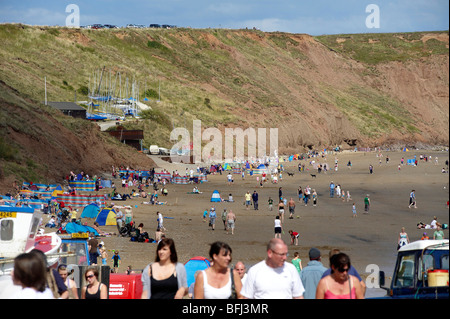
149;145;160;155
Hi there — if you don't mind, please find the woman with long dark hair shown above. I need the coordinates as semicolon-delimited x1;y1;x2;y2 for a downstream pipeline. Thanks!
141;238;188;299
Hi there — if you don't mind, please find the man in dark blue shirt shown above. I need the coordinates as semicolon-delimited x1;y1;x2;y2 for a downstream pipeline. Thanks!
252;191;259;210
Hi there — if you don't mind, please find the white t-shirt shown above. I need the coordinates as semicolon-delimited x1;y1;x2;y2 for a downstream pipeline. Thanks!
274;219;282;228
241;260;305;299
11;287;54;299
157;213;163;226
430;220;437;229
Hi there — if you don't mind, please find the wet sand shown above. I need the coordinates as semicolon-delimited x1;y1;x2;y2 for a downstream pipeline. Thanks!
72;150;449;297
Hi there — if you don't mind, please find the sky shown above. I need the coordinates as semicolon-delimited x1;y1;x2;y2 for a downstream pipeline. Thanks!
0;0;448;35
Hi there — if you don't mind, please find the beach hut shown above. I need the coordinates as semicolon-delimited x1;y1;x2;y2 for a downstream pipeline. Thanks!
184;256;211;287
81;203;100;218
210;190;222;202
95;208;117;226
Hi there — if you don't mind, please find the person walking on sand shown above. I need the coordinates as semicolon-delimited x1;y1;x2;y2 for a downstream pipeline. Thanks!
274;216;283;239
288;198;296;219
226;210;236;235
157;211;166;231
221;209;228;231
252;190;259;210
268;197;274;211
209;207;217;231
352;203;357;218
111;250;121;273
364;194;370;213
397;227;410;249
245;191;251;210
312;189;318;207
408;190;417;209
278;200;285;223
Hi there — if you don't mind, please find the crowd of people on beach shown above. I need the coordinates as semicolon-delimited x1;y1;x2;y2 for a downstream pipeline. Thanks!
2;150;448;300
8;236;365;299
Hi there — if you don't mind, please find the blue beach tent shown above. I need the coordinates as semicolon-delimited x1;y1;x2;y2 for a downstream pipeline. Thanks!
210;190;222;202
64;222;99;236
81;203;100;218
95;208;117;226
184;256;211;287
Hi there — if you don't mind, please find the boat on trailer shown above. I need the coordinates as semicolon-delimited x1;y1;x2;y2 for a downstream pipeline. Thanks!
0;206;62;275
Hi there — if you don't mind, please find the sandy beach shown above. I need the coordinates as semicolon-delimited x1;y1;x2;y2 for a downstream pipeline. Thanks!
61;149;449;298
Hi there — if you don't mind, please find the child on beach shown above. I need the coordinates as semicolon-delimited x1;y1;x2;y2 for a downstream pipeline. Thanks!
100;246;108;266
288;230;299;245
268;197;273;211
111;250;121;273
352;203;357;218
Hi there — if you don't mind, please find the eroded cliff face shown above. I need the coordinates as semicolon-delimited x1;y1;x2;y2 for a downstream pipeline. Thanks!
0;26;448;188
0;80;156;193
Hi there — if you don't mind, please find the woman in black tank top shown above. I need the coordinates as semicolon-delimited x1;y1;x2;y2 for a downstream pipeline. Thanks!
141;238;188;299
150;265;178;299
81;267;107;299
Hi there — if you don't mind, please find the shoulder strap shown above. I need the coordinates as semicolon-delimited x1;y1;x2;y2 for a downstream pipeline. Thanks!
348;276;353;299
229;268;236;299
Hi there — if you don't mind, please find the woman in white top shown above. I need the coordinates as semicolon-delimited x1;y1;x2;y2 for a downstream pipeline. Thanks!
194;241;242;299
274;216;282;239
11;252;54;299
